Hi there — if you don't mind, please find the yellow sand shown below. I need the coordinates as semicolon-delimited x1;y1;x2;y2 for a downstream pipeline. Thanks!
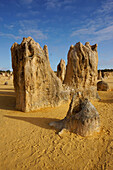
0;76;113;170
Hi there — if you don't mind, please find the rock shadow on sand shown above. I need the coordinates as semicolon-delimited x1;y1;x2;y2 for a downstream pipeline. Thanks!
4;115;60;130
100;99;113;103
0;91;16;111
0;88;14;91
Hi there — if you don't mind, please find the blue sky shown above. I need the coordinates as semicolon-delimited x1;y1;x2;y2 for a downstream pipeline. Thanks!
0;0;113;71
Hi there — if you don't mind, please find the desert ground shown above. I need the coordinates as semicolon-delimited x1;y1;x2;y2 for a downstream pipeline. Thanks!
0;75;113;170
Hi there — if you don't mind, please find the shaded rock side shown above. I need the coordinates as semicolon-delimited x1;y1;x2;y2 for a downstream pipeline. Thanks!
11;37;69;112
64;42;98;99
57;59;66;82
97;81;109;91
50;93;100;136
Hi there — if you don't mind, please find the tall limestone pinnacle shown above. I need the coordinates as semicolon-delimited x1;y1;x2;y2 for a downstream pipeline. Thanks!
64;42;98;99
57;59;66;82
11;37;69;112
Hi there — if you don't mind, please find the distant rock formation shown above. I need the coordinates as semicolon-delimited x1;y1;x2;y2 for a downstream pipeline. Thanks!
11;37;69;112
4;81;8;85
50;93;100;136
103;72;109;78
98;70;102;80
57;59;66;82
64;42;98;99
97;81;109;91
100;69;113;78
103;72;113;78
1;73;5;76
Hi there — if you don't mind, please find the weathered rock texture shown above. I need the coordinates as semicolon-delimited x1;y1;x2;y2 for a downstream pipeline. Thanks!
64;42;98;99
97;81;109;91
57;59;66;82
11;37;69;112
50;93;100;136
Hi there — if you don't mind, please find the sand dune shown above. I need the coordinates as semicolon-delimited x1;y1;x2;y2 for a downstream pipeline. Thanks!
0;76;113;169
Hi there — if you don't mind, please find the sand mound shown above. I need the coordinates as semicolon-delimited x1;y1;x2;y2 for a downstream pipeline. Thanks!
0;75;113;169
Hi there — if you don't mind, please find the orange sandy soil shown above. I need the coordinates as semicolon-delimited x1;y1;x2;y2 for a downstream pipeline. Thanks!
0;76;113;170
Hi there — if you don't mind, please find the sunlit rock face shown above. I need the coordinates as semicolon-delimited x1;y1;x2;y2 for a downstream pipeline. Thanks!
11;37;69;112
64;42;98;99
57;59;66;82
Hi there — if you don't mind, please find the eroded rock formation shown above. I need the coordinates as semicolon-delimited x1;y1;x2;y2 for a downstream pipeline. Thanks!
11;37;69;112
64;42;98;99
57;59;66;82
97;81;109;91
50;93;100;136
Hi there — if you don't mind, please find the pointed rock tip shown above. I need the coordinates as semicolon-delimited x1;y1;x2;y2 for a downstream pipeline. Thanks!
70;45;74;49
85;42;90;46
43;44;48;48
22;36;34;43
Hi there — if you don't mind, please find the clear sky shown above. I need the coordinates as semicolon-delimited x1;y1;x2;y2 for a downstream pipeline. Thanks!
0;0;113;71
